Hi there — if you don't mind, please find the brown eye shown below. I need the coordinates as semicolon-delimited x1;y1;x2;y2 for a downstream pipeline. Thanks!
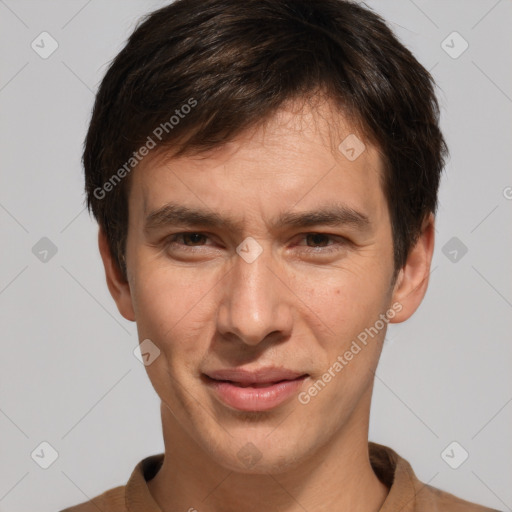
295;233;348;256
164;232;211;251
179;233;208;246
305;233;332;248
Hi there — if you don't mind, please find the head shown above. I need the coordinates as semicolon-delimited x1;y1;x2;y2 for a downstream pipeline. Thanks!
85;0;447;473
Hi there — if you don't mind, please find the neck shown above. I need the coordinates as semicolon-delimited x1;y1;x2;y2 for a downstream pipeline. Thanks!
148;391;389;512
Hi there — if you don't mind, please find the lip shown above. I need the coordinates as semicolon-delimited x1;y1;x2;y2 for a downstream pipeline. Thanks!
203;368;308;412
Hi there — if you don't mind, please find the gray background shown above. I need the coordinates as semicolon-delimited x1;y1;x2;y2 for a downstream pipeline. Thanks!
0;1;511;511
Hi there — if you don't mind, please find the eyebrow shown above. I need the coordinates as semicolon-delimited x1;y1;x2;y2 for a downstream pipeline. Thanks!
143;202;371;235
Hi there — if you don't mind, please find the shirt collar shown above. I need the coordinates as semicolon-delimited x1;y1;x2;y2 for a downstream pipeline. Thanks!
125;442;420;511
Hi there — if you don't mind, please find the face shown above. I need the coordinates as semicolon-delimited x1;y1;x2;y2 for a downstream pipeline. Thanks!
101;99;433;474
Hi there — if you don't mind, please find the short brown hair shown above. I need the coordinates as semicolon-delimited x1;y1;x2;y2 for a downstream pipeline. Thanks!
83;0;448;280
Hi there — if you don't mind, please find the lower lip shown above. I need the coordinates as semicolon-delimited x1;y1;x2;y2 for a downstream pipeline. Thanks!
205;376;307;412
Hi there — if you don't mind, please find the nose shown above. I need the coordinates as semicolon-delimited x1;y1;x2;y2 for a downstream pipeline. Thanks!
216;242;293;347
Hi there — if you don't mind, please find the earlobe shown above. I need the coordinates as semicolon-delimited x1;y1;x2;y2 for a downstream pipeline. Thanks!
98;227;136;322
389;214;435;324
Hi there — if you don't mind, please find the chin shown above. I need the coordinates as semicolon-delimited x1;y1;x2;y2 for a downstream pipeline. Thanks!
219;450;303;475
205;431;311;475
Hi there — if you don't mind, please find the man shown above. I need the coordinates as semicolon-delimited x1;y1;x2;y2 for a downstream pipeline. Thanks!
61;0;500;510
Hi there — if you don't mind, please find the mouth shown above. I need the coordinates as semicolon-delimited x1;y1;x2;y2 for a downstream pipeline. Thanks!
202;368;309;412
217;380;295;388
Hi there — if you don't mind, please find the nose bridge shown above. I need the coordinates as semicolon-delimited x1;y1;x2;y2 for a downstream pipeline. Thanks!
217;240;291;345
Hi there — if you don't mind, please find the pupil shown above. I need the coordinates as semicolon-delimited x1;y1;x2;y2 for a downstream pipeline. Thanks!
186;233;203;244
309;234;327;246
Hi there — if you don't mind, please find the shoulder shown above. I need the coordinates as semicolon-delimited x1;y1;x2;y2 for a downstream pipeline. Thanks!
58;452;164;512
369;442;501;512
59;485;126;512
417;483;502;512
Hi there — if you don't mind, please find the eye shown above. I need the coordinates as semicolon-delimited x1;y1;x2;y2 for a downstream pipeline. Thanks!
164;232;212;251
162;231;348;256
296;233;347;253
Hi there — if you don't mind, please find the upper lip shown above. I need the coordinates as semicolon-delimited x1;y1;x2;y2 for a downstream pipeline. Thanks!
204;367;307;385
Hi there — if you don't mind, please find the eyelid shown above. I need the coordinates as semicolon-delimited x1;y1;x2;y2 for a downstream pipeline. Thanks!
295;233;346;244
294;233;349;253
166;232;214;247
164;231;348;251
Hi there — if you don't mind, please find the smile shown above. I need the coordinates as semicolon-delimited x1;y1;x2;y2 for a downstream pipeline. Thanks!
202;368;309;412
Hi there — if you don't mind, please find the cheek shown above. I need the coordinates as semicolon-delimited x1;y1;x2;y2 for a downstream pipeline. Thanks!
303;264;391;330
131;261;221;359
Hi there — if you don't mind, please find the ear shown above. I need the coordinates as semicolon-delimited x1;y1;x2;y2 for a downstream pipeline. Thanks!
389;213;435;323
98;227;136;322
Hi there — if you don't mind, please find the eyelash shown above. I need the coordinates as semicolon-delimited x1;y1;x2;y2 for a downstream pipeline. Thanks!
163;232;346;254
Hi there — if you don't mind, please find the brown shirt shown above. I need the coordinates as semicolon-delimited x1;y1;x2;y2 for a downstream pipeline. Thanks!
60;442;500;512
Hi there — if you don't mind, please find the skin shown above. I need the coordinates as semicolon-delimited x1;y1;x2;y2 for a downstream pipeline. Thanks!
99;98;435;512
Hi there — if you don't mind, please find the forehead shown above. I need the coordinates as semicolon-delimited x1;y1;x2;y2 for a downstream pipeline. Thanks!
128;100;386;228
